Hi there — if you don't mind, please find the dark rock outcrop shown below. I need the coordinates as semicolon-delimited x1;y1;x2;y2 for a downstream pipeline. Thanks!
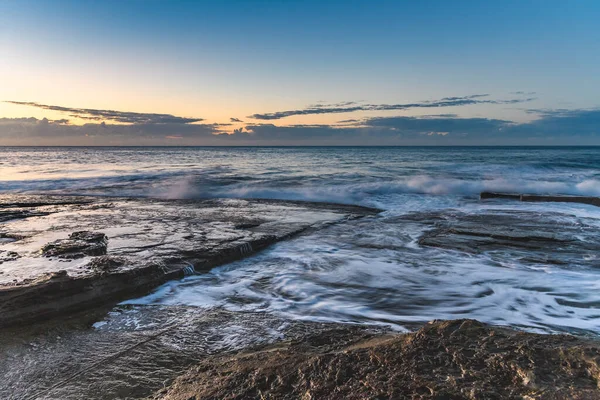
521;194;600;207
86;255;128;273
154;319;600;400
0;209;49;223
480;191;521;200
42;231;108;259
481;191;600;207
0;250;20;265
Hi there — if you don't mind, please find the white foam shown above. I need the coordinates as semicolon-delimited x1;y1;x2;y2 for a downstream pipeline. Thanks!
127;208;600;335
154;175;600;210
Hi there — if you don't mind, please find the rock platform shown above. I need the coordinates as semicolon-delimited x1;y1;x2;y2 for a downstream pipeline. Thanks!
155;318;600;400
0;194;379;327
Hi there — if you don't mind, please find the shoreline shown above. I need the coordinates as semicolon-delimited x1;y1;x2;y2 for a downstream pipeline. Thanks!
1;193;600;398
3;308;600;399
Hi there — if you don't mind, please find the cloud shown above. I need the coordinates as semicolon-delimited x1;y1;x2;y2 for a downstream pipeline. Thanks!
229;109;600;145
230;117;244;123
364;115;512;135
0;117;224;145
248;94;536;120
516;108;600;137
524;108;599;118
2;105;599;146
307;101;360;108
237;116;510;144
511;91;537;95
243;123;348;140
6;101;204;124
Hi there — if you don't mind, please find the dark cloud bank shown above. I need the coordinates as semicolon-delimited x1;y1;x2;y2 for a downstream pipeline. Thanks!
236;108;600;145
1;99;599;145
0;117;225;146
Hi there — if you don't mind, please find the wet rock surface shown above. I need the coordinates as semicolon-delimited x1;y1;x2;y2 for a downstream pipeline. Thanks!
155;319;600;400
415;208;600;266
0;194;378;327
0;210;50;223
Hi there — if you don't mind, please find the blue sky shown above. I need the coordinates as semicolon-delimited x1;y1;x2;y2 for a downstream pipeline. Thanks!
1;0;599;145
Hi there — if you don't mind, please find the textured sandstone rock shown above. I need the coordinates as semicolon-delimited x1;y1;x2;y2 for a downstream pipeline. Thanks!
154;319;600;400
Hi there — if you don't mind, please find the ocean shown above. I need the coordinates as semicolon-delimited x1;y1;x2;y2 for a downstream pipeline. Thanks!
2;146;600;334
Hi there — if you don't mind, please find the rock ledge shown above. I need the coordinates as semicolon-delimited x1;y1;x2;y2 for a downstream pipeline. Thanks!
155;319;600;400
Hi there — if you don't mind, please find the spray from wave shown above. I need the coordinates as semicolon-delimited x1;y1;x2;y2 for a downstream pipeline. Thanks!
157;175;600;206
2;147;599;208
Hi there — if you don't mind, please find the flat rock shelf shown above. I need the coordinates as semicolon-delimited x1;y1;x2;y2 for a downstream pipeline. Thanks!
0;194;380;327
481;192;600;207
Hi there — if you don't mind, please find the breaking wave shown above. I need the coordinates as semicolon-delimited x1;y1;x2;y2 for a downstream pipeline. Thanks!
2;147;599;207
160;175;600;205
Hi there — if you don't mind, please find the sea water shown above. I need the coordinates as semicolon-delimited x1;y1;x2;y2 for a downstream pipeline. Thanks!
2;146;600;333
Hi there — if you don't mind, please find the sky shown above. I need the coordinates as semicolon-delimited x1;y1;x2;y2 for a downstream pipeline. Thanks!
0;0;599;145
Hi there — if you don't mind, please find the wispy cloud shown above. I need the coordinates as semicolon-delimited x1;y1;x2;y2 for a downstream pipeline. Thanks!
524;108;600;118
6;101;204;124
248;94;535;120
230;117;244;123
510;91;537;95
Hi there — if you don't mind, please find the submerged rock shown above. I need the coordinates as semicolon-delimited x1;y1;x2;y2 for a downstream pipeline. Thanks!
0;306;387;400
154;319;600;400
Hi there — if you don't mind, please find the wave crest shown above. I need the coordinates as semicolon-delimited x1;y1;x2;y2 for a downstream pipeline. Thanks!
159;175;600;205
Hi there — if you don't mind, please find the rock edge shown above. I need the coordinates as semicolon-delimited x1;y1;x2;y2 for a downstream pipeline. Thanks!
154;319;600;400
